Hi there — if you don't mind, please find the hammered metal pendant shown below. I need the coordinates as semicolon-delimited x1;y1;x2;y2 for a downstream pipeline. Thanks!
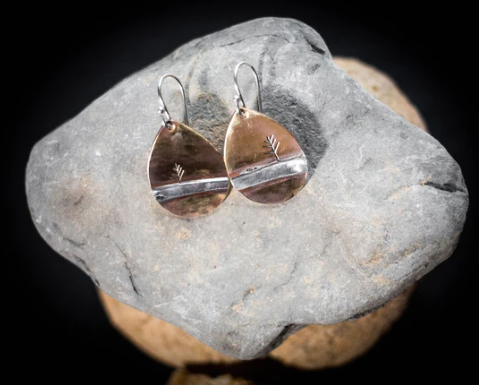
148;120;230;217
224;108;308;204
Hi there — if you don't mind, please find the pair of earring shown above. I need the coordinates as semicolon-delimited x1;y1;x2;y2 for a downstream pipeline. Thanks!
148;62;308;217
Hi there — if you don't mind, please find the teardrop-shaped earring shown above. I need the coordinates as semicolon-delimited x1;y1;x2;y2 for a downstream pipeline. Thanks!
224;62;308;204
148;74;230;217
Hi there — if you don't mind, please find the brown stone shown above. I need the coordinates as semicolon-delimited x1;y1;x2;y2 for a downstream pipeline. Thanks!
269;285;414;369
333;58;426;131
166;370;253;385
98;57;425;370
99;285;413;370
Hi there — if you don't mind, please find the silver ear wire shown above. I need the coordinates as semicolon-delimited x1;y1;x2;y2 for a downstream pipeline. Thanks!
234;62;262;114
158;74;189;127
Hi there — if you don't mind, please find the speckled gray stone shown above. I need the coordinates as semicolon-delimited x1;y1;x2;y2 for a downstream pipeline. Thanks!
26;18;468;359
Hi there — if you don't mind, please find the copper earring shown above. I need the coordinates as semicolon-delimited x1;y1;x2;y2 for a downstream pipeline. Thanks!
223;62;308;204
148;75;230;217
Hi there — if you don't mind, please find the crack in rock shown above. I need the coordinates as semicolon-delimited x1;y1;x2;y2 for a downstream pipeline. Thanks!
256;324;306;357
423;180;467;194
274;262;299;292
217;33;291;48
72;255;100;287
108;237;141;296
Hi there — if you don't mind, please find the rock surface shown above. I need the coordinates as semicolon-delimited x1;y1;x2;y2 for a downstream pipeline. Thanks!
26;18;468;359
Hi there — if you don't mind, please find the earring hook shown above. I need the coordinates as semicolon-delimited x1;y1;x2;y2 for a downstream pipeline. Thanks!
158;74;189;127
234;62;263;115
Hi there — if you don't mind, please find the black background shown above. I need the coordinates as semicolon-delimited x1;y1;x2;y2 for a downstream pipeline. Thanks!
6;3;476;383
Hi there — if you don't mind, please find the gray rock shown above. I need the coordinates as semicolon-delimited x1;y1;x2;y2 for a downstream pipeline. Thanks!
26;18;468;359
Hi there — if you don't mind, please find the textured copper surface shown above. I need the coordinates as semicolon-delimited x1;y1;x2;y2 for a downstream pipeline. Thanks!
148;121;230;217
224;108;307;204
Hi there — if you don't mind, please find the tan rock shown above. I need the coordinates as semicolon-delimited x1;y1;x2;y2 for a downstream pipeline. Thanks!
166;370;253;385
99;289;236;367
334;57;426;131
98;57;425;370
269;285;414;369
99;285;413;370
